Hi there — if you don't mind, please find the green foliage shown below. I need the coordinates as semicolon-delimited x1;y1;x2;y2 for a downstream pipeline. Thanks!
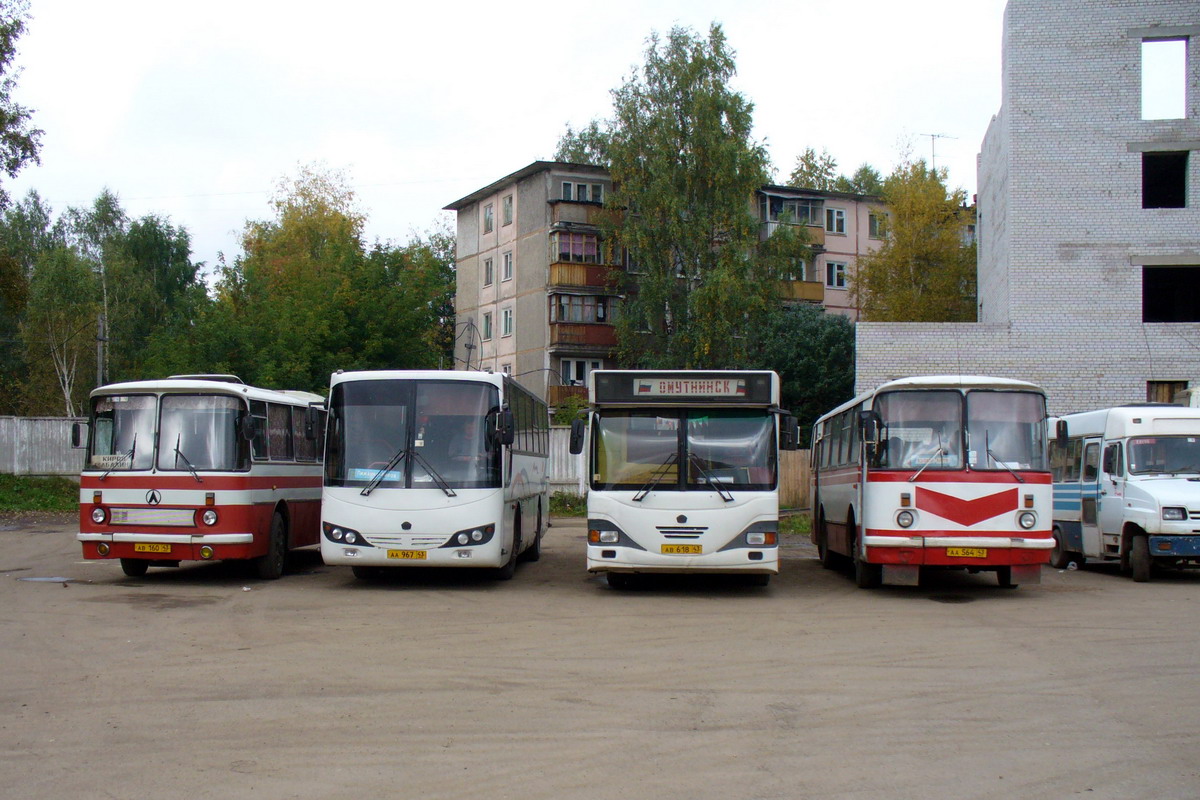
779;512;812;536
21;246;98;415
853;159;976;322
549;491;587;517
0;0;41;208
0;474;78;511
787;148;839;191
605;24;797;369
749;304;855;445
553;120;611;167
551;392;588;425
835;164;884;196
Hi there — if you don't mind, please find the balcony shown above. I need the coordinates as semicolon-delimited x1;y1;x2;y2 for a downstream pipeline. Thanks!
548;384;588;407
761;221;825;250
777;280;824;303
549;262;621;291
548;323;617;353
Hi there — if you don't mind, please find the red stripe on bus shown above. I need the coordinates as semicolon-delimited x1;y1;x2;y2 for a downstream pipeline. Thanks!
916;486;1018;526
81;475;322;491
864;470;1051;484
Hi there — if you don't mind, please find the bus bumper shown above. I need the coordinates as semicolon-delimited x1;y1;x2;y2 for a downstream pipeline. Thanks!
78;531;256;562
586;546;778;575
1147;535;1200;559
863;532;1052;572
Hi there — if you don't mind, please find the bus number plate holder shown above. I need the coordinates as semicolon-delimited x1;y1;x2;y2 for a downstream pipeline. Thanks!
134;543;171;554
661;544;702;555
387;550;427;560
947;547;987;558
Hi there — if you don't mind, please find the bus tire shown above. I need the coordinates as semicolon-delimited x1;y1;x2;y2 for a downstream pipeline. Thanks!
851;516;882;588
120;558;149;577
996;567;1018;588
816;511;837;570
495;516;520;581
255;512;287;580
1049;527;1073;570
1130;534;1152;583
523;503;543;563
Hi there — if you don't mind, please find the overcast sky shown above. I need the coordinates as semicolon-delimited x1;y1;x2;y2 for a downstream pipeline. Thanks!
8;0;1009;276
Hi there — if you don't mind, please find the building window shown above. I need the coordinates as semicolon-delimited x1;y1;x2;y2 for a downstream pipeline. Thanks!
868;213;884;239
551;231;600;264
590;184;603;203
760;196;822;225
551;294;611;324
561;359;602;386
1147;380;1188;404
825;208;846;234
502;251;513;281
501;307;513;336
482;312;493;340
1142;38;1187;121
561;181;602;203
825;261;847;289
501;363;511;376
1143;151;1188;209
483;203;494;234
483;258;493;287
1143;265;1200;322
502;195;513;226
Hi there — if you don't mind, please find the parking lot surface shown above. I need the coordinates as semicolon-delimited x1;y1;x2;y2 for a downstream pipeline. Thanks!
2;513;1198;799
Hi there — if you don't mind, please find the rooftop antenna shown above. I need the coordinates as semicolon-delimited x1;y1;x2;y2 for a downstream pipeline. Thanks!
919;133;957;171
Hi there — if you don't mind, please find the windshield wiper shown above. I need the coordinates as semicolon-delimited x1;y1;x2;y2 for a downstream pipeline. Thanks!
361;446;408;496
100;433;137;481
908;447;944;483
633;452;679;502
688;454;734;503
983;430;1024;483
410;448;457;497
174;433;203;483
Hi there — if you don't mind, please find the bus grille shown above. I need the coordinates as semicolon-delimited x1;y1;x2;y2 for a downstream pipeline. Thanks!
657;526;707;539
364;533;446;548
110;508;195;527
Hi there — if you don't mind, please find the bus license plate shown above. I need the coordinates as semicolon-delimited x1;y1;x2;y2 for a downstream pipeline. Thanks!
661;544;702;555
947;547;987;558
133;543;171;554
387;550;427;560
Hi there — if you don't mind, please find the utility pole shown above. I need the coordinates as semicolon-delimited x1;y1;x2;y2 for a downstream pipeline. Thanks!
919;133;957;171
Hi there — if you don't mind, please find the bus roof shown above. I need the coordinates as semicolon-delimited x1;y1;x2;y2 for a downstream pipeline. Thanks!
329;370;507;389
90;378;323;406
1056;404;1200;439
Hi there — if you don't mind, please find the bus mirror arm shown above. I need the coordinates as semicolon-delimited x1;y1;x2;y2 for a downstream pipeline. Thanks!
569;418;586;455
859;410;883;445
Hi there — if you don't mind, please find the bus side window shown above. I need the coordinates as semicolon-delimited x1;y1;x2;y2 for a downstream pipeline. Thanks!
1103;442;1123;477
249;400;269;461
268;404;294;461
1082;442;1100;482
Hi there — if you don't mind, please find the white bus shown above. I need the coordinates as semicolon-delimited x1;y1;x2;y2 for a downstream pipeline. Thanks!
569;370;798;588
1049;404;1200;582
76;375;326;579
811;376;1054;588
320;370;550;580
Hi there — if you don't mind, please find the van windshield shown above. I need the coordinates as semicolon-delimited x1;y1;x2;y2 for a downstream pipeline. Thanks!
1127;436;1200;475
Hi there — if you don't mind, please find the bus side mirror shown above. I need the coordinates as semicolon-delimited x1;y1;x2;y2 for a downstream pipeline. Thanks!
859;410;882;444
306;403;324;440
1055;419;1068;449
569;418;586;455
240;415;259;442
71;422;86;449
780;415;799;451
498;409;515;446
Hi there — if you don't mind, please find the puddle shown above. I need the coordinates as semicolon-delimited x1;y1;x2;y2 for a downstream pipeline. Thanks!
84;592;223;610
17;576;77;583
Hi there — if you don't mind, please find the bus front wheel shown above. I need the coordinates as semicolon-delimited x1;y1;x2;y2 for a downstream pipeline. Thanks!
255;512;287;580
495;517;520;580
1130;534;1152;583
1048;527;1074;569
120;558;149;577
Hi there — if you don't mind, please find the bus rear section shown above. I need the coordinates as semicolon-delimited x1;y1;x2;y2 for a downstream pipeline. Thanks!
319;371;549;580
76;377;325;579
573;370;797;588
812;376;1054;588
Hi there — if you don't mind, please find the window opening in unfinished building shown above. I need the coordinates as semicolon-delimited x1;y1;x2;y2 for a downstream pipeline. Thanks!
1142;38;1187;120
1142;151;1188;208
1143;265;1200;322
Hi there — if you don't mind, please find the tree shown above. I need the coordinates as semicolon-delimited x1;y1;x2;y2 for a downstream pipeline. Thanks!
0;190;55;413
604;24;799;369
852;159;976;322
834;163;884;196
553;120;611;167
787;148;839;191
0;0;41;209
750;304;855;445
21;246;97;415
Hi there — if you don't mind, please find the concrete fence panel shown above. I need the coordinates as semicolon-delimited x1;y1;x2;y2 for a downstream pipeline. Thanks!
0;417;86;476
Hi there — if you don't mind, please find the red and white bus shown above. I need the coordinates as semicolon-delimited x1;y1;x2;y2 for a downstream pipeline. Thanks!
810;376;1054;588
75;375;326;579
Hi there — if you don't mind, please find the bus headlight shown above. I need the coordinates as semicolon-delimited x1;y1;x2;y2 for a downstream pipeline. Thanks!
457;532;469;544
1018;511;1037;529
896;510;915;529
746;532;777;546
201;509;218;526
91;507;107;524
1162;507;1187;521
589;530;619;544
323;522;371;546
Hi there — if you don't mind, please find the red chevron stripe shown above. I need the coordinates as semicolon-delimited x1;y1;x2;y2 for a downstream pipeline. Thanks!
915;487;1018;526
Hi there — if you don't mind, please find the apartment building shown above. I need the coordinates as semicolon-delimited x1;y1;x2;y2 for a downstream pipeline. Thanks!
856;0;1200;415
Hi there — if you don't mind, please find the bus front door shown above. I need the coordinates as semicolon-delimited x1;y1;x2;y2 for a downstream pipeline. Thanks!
1079;439;1102;556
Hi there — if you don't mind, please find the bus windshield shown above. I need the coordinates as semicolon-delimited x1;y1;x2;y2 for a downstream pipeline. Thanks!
874;390;963;470
325;379;501;490
1127;436;1200;475
89;395;156;471
594;409;776;491
966;391;1047;471
156;395;247;472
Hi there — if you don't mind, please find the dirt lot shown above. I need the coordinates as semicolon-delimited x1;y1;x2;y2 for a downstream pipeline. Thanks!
1;513;1198;799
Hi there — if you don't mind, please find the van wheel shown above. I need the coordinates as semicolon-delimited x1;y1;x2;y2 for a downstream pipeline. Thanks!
120;558;149;577
1130;534;1152;583
1048;527;1073;569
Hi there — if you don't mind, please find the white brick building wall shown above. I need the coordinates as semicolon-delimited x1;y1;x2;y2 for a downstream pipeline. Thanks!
857;0;1200;417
